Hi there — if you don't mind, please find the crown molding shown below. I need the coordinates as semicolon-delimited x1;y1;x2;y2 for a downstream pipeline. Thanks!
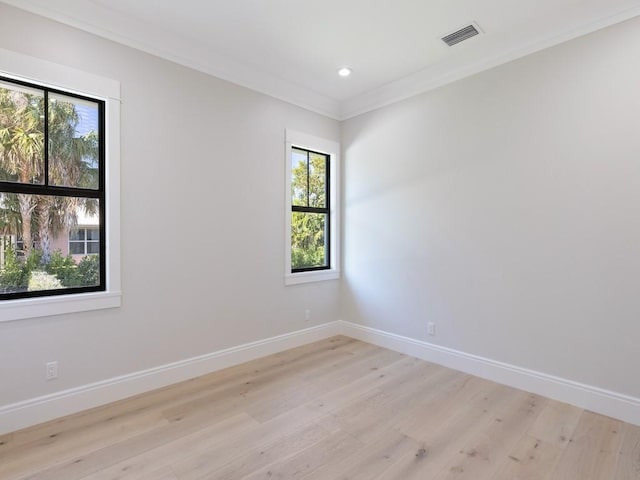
339;4;640;119
3;0;639;121
0;0;342;119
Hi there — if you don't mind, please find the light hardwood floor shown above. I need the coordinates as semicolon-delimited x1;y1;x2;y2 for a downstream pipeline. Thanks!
1;336;639;479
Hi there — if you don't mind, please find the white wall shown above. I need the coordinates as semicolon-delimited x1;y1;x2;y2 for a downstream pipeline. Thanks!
2;2;640;431
0;4;340;407
341;16;640;399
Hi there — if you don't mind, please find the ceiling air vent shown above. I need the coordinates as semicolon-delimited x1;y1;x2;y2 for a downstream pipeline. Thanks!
441;24;480;47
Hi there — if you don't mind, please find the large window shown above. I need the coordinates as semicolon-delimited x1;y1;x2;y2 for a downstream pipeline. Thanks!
0;48;121;322
0;50;120;321
285;130;340;285
0;76;105;300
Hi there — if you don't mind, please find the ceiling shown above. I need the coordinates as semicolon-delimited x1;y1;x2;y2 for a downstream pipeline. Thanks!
3;0;640;119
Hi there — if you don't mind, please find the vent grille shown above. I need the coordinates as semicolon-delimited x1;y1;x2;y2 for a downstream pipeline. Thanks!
442;24;480;47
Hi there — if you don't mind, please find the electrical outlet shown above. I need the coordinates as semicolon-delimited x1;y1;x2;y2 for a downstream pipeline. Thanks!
427;322;435;336
304;309;311;321
46;361;58;380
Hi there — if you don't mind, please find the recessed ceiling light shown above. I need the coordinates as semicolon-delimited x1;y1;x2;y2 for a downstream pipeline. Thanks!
338;67;352;77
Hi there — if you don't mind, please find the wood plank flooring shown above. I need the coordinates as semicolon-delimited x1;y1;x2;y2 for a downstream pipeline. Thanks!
1;336;639;479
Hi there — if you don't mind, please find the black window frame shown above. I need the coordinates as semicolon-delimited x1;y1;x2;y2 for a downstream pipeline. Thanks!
291;146;331;273
0;75;106;300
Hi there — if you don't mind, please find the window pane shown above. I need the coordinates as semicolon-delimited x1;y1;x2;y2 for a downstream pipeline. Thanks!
308;152;327;208
0;192;100;296
69;228;85;241
291;211;328;269
0;80;45;184
86;227;100;241
69;242;85;255
86;241;100;254
48;93;100;190
291;148;308;207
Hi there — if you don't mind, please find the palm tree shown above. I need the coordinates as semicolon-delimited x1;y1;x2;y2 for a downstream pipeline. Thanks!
0;85;44;256
39;97;98;263
0;84;99;263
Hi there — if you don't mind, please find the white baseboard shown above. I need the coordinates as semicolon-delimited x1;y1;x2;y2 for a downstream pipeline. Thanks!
3;319;638;435
0;321;341;435
338;320;640;427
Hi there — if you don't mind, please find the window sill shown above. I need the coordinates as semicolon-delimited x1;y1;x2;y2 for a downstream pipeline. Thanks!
0;291;121;322
285;269;340;286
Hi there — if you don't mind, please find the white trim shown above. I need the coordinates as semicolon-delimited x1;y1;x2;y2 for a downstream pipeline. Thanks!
284;130;340;286
0;47;120;99
338;321;640;427
0;292;121;323
0;322;341;435
105;90;121;297
3;2;640;120
285;270;340;285
340;5;640;119
0;1;340;120
3;319;639;434
0;48;122;321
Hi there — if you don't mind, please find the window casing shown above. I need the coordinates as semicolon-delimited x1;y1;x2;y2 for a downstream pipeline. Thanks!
0;47;121;321
285;130;340;285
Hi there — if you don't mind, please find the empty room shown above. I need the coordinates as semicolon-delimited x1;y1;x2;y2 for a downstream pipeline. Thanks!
1;0;639;478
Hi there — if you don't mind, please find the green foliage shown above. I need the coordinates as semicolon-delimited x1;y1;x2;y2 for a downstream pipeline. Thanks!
0;193;21;234
25;247;43;272
291;245;326;270
28;270;63;291
291;211;326;269
0;86;45;183
0;247;25;290
47;250;81;286
45;251;100;288
77;254;100;286
291;150;326;208
0;247;42;292
0;246;99;293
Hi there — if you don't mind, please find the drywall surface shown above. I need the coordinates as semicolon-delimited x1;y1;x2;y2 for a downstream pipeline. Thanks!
341;16;640;398
0;4;340;407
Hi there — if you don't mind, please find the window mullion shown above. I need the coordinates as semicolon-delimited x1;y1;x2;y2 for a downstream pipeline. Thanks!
306;150;310;207
292;205;328;214
0;182;101;198
44;89;49;186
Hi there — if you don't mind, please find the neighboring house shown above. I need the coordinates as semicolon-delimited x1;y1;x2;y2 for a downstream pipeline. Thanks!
0;210;99;267
50;210;100;263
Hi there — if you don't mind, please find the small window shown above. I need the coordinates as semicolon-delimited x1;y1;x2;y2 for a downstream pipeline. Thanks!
69;227;100;255
0;76;105;300
285;130;340;285
291;147;330;272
